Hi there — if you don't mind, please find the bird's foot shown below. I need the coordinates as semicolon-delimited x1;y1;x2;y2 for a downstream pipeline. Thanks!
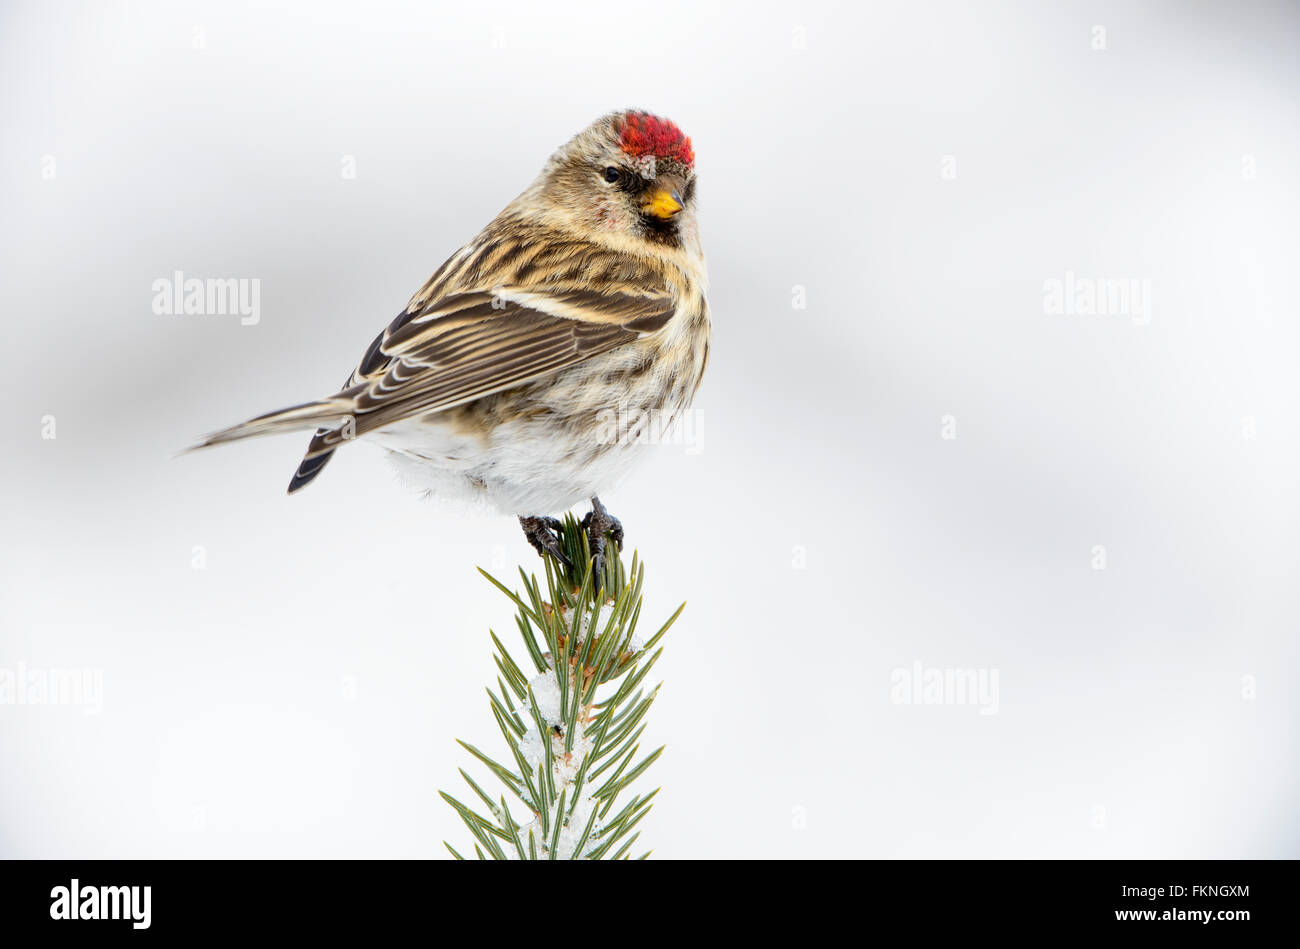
580;496;623;593
519;515;570;569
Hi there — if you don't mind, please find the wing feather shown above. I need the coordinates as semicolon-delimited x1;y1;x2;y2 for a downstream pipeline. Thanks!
289;230;679;483
309;289;673;449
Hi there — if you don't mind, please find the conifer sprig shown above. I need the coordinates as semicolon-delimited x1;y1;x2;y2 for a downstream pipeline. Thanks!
441;515;682;859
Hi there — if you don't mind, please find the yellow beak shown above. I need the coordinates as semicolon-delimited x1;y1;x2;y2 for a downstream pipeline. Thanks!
642;187;684;220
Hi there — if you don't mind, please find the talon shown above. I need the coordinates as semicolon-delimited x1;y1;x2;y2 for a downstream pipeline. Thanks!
519;515;570;568
582;496;623;594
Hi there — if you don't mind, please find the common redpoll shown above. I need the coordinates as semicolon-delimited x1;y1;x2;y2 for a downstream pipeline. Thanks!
192;110;710;575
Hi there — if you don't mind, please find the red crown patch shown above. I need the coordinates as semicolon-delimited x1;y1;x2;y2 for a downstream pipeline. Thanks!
616;112;694;169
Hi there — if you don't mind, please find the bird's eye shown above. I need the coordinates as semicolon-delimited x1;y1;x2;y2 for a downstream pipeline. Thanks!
602;166;621;183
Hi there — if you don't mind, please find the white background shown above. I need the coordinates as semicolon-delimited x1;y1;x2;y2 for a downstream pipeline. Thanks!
1;0;1297;858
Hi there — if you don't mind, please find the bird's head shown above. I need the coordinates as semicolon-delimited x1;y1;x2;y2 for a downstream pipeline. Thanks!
527;110;699;251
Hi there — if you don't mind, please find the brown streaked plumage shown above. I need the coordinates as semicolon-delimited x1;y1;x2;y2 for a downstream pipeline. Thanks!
191;110;710;571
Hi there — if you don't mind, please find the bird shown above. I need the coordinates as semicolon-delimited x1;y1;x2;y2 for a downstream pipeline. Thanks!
190;110;710;582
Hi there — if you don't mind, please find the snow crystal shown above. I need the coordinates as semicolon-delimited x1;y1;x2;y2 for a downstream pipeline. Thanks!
507;666;602;858
528;670;563;725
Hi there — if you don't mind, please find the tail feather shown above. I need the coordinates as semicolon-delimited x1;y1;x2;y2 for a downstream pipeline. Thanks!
287;438;337;494
186;397;354;452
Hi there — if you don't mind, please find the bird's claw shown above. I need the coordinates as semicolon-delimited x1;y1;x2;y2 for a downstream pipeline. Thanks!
519;515;570;569
581;496;623;594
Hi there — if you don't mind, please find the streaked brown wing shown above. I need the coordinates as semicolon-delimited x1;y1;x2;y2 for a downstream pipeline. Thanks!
312;287;675;450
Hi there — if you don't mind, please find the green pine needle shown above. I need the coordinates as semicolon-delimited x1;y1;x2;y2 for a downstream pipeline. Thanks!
443;514;675;859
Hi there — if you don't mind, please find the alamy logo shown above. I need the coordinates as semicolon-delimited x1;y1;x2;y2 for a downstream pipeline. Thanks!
1043;270;1152;325
593;405;704;455
50;879;151;930
890;661;1000;715
0;661;102;714
152;270;261;325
